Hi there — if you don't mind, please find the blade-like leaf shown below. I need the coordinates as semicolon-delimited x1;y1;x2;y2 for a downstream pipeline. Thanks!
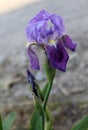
45;109;52;130
29;109;43;130
71;115;88;130
3;111;17;130
42;82;48;97
0;115;3;130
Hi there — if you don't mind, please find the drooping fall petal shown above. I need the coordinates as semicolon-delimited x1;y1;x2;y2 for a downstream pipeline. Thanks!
45;40;69;71
62;35;77;51
27;45;40;70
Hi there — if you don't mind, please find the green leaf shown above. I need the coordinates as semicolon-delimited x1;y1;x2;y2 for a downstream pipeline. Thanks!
36;83;44;101
71;115;88;130
0;115;3;130
3;111;17;130
35;101;44;116
29;109;43;130
42;82;48;97
45;108;52;130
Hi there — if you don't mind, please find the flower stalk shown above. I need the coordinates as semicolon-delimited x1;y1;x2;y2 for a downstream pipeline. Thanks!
43;82;53;110
26;9;77;130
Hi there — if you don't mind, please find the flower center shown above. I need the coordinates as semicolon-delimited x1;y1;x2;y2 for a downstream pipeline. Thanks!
49;39;56;47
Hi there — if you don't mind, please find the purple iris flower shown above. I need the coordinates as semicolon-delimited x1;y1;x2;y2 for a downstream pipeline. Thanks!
26;69;39;97
26;10;77;71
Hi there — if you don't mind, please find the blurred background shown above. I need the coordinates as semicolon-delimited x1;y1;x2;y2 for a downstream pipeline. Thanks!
0;0;88;130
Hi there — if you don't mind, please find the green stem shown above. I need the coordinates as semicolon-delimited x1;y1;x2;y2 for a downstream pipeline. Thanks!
43;81;53;110
42;114;45;130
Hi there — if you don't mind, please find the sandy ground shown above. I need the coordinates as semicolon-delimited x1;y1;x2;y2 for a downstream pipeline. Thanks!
0;0;39;14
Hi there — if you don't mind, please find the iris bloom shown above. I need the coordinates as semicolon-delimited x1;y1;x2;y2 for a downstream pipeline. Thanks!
26;10;76;71
27;69;38;97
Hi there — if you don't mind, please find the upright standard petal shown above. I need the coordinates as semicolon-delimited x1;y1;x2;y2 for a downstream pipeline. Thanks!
26;69;39;97
26;20;47;43
26;10;50;43
50;14;65;37
29;9;49;24
62;35;77;51
27;45;40;70
26;10;65;44
45;40;69;71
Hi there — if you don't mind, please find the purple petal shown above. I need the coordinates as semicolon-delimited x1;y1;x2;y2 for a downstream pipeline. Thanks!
62;35;77;51
26;10;65;44
29;10;49;24
45;41;69;71
27;45;40;70
26;20;48;43
50;14;65;37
